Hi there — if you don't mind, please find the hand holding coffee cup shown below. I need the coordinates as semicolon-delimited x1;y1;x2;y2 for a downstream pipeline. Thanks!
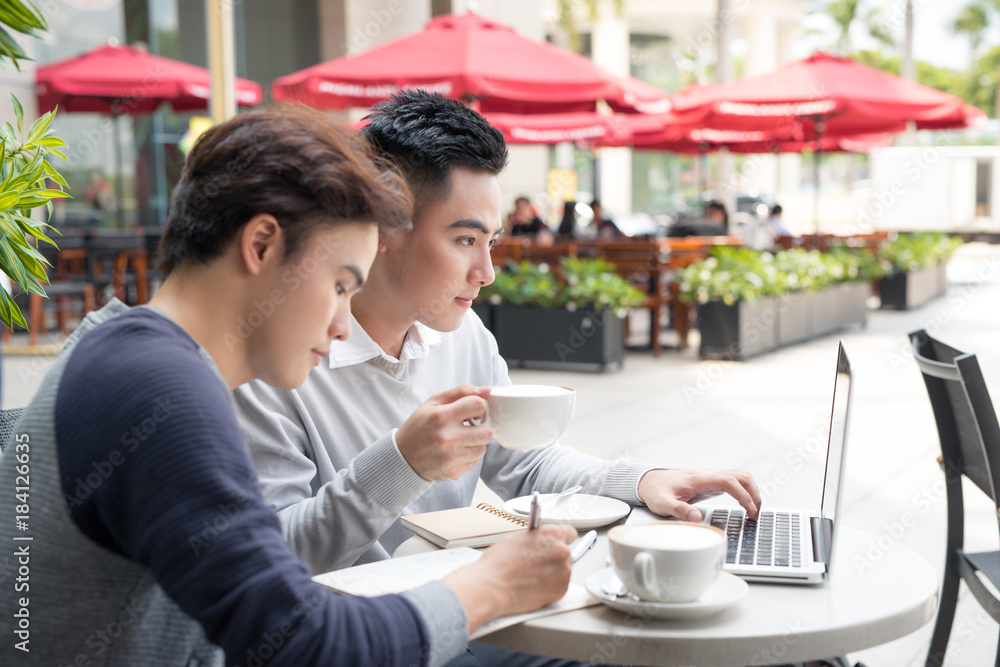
486;385;575;450
608;522;725;603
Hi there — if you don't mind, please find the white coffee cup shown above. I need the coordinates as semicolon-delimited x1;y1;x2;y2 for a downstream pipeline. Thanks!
608;521;725;603
486;385;575;450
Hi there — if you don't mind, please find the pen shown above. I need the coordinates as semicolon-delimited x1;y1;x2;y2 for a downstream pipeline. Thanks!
527;491;541;530
570;530;598;562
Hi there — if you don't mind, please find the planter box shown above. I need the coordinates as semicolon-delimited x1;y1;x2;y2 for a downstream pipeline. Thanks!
807;283;868;337
879;263;948;310
777;291;812;346
836;282;868;329
811;287;840;336
700;283;868;360
697;297;779;361
472;303;494;334
493;305;625;371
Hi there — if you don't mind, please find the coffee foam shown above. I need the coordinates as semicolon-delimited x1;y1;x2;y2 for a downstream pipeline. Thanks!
491;385;573;398
617;524;722;550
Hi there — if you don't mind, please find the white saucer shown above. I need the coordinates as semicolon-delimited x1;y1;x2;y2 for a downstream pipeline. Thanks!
503;493;631;529
585;568;748;620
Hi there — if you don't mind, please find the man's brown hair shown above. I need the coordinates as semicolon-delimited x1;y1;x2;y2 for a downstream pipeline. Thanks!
159;104;411;274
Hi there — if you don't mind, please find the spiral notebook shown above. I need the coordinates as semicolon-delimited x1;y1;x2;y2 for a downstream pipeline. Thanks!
400;503;527;548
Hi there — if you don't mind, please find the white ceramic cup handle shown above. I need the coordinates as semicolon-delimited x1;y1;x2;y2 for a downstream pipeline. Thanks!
632;551;657;598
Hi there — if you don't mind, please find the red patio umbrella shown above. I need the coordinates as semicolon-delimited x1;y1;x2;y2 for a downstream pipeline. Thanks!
668;51;984;138
637;132;890;157
272;11;669;115
36;43;263;114
482;111;632;145
665;52;984;232
614;123;891;154
35;43;263;224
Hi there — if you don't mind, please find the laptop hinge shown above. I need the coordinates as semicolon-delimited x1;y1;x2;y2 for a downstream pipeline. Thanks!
810;516;833;567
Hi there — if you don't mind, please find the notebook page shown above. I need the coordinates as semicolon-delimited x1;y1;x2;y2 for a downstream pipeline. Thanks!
313;548;598;636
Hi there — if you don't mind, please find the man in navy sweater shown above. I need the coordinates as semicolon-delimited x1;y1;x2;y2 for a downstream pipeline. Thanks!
0;105;576;667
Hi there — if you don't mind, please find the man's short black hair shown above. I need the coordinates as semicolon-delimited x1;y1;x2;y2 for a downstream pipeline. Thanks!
360;90;508;216
771;204;783;216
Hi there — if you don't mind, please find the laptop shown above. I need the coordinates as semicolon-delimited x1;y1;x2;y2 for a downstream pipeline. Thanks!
628;341;853;585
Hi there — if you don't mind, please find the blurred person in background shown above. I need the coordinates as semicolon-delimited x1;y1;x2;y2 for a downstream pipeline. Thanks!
592;200;623;239
706;200;729;235
506;195;545;238
769;204;792;237
556;200;578;241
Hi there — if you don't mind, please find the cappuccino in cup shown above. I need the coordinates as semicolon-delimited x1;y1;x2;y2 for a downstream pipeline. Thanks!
608;521;725;603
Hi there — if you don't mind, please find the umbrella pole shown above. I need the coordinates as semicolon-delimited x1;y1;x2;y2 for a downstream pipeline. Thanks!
812;148;820;240
592;149;601;203
812;120;825;245
114;113;125;228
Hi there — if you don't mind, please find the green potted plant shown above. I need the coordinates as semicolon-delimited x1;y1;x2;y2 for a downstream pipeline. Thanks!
876;232;961;310
676;247;786;360
677;247;870;360
479;257;643;371
0;1;68;332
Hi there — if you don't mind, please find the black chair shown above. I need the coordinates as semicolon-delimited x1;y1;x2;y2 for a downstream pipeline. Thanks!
909;329;1000;667
0;407;26;454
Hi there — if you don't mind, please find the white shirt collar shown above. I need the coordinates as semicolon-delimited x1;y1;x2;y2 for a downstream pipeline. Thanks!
328;316;443;368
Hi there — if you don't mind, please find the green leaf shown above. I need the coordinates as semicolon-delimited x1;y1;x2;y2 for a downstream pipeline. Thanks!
9;213;58;247
0;28;30;71
14;196;48;208
10;242;48;282
48;149;68;161
0;170;30;195
0;287;30;330
0;236;29;287
25;110;54;144
0;286;12;328
0;215;25;242
18;273;47;297
6;151;43;191
40;160;68;188
10;93;23;136
34;136;67;149
0;288;16;331
0;191;18;211
0;0;46;34
27;188;69;199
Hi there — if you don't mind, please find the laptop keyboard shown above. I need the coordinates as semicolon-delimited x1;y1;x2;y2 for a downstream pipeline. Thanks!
709;509;803;568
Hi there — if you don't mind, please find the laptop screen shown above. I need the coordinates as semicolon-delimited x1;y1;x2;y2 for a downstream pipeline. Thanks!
816;342;853;573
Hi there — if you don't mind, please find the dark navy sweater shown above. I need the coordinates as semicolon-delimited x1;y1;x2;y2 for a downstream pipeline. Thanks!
54;308;430;666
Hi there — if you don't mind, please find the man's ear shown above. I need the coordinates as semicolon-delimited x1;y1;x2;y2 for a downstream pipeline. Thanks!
378;227;404;254
240;214;283;276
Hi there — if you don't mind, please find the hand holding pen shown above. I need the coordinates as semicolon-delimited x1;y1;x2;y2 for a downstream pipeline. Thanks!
527;491;541;531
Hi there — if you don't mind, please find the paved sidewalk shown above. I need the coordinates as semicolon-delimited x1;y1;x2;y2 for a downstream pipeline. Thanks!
4;242;1000;666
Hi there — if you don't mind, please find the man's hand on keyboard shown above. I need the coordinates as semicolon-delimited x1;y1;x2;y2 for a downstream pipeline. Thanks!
636;469;761;522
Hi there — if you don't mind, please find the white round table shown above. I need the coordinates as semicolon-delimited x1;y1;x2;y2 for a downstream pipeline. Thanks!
396;524;939;666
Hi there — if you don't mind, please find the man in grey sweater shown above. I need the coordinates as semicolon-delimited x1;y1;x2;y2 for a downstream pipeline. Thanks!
234;91;760;572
